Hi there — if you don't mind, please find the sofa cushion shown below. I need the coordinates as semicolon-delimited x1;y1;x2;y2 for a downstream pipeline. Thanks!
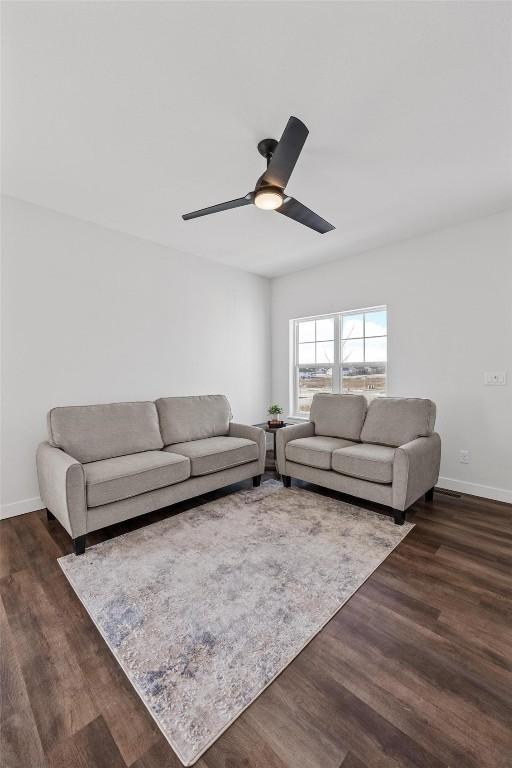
84;450;190;508
310;393;367;441
156;395;232;445
360;397;436;448
285;436;356;470
164;436;257;477
332;443;396;484
47;401;163;463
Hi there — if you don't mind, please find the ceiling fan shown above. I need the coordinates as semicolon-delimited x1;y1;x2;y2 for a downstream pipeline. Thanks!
182;116;335;234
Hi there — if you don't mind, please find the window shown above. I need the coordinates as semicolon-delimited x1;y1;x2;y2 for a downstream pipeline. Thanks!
292;307;387;416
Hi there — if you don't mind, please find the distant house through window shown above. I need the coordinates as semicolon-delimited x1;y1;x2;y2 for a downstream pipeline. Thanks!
292;307;387;416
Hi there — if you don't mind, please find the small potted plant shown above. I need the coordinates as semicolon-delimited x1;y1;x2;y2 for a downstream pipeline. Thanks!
267;404;284;428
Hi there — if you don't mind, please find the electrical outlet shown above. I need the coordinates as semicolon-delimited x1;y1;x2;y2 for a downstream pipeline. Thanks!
459;450;470;464
484;371;506;386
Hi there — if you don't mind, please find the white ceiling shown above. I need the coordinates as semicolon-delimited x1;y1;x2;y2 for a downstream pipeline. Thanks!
3;1;512;277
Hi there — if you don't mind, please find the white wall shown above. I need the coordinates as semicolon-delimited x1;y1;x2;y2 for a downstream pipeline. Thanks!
271;210;512;503
1;197;271;517
2;200;511;515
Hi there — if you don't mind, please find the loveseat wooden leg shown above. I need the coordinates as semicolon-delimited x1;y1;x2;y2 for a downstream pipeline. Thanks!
253;475;262;487
282;475;291;488
73;535;86;555
425;486;435;502
46;509;55;521
393;509;405;526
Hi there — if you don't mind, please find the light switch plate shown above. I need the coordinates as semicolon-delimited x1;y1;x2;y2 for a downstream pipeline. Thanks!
484;371;507;386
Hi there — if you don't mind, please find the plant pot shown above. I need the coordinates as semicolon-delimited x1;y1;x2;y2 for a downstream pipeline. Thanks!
268;419;284;428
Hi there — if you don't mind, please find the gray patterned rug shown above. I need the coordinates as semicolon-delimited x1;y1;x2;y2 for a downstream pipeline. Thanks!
59;480;413;766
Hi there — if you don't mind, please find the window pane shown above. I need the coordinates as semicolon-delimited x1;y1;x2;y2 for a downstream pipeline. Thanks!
316;317;334;341
342;363;387;396
342;338;364;362
365;363;387;394
342;313;363;339
298;367;332;414
316;340;334;363
341;364;367;394
365;336;387;362
298;320;315;343
298;342;316;364
365;310;387;337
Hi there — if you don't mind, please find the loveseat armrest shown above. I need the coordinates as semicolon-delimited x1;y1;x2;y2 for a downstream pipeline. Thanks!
276;422;315;474
228;423;266;474
36;442;87;537
392;432;441;511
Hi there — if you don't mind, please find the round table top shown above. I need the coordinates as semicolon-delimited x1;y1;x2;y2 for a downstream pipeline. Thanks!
253;422;291;432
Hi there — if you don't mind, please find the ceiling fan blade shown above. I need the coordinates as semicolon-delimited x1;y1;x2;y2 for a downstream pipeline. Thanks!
276;197;335;234
262;116;309;188
182;194;252;220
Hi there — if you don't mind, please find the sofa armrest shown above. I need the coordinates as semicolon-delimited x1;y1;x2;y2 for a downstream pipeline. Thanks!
228;423;266;474
393;433;441;511
276;422;315;474
36;442;87;537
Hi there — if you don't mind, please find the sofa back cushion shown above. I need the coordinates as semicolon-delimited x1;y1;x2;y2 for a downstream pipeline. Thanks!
156;394;232;446
47;401;163;463
360;397;436;447
310;393;367;441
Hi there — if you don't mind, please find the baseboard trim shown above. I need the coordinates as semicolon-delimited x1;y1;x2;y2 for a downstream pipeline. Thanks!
1;479;510;520
0;496;44;520
437;477;512;504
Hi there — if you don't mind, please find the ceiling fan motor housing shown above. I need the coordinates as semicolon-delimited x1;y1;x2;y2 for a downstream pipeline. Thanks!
257;138;279;163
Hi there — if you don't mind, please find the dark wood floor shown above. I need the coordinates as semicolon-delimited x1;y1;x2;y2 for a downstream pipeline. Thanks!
1;476;511;768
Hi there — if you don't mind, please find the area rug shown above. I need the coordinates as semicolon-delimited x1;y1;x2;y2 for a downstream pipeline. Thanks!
59;481;413;765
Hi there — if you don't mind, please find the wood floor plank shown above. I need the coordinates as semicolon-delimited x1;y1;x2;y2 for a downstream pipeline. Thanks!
312;623;504;768
80;649;161;766
201;708;297;768
273;662;428;768
0;598;48;768
46;716;126;768
0;569;97;753
129;736;188;768
243;672;348;768
333;599;512;748
1;480;511;768
0;524;28;580
340;754;368;768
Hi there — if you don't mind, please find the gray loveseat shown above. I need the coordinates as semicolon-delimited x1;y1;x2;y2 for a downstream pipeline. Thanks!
37;395;265;554
277;394;441;524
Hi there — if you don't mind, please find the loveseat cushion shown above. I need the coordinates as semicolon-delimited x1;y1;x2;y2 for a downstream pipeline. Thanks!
310;393;367;440
360;397;436;448
47;401;163;463
164;436;257;476
156;395;232;445
332;443;396;484
286;436;357;470
84;450;190;508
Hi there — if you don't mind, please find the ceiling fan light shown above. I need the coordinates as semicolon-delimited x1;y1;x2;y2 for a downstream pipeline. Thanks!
254;188;283;210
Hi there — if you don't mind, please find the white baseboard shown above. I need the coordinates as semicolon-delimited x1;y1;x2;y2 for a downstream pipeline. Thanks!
0;496;43;520
0;479;509;520
438;476;512;504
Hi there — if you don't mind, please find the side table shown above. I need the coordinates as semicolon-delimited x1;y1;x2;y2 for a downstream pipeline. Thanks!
253;422;291;477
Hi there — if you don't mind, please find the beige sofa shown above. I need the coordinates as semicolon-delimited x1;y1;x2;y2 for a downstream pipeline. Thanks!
277;394;441;524
37;395;265;554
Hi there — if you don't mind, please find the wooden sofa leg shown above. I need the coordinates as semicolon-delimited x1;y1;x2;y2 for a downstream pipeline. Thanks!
253;475;262;488
46;509;55;521
425;487;435;502
73;535;86;556
393;509;406;526
282;475;291;488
